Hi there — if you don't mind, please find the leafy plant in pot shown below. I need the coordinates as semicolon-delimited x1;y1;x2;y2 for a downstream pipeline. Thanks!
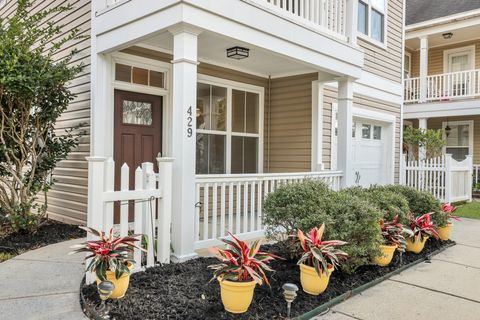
406;213;439;254
208;233;283;314
297;224;348;295
437;203;461;241
374;215;413;266
70;227;144;299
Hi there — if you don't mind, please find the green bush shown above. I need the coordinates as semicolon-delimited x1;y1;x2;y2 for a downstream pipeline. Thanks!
342;187;410;224
371;185;447;227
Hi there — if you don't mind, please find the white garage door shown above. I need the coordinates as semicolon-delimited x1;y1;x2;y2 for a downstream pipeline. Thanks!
352;122;386;187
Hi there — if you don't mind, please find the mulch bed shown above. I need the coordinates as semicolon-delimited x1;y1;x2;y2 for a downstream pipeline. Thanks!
82;238;453;320
0;219;86;257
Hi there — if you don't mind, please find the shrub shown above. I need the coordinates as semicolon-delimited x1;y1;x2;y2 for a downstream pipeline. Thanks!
263;180;334;240
343;187;410;223
208;233;282;285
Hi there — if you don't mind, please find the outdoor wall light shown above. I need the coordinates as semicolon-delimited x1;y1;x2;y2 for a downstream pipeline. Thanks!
442;32;453;40
282;283;299;319
226;46;250;60
96;281;115;313
445;125;452;137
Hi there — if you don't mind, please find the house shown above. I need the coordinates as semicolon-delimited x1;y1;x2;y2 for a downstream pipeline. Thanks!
403;1;480;169
1;0;405;261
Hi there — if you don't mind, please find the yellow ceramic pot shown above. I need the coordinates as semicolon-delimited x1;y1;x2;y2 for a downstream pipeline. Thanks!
438;223;453;241
406;236;428;254
218;278;256;314
300;263;334;296
374;244;398;267
96;262;133;299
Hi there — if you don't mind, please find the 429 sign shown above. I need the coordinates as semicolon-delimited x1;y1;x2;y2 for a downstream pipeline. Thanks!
186;106;194;137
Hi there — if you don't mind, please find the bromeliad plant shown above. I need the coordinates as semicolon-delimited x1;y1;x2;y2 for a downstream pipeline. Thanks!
70;227;144;281
297;224;348;276
208;232;282;285
441;203;461;222
380;215;413;252
407;213;439;242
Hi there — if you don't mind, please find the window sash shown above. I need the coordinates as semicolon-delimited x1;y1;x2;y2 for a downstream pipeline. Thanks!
358;0;386;43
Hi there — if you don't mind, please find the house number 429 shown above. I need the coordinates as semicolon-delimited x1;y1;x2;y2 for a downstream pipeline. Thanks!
187;106;193;137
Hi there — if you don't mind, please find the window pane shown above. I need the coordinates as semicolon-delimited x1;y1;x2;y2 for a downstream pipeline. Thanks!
132;67;149;85
149;71;164;88
115;63;131;82
196;134;225;174
373;126;382;140
245;92;259;133
211;86;227;131
197;83;211;130
122;100;152;125
362;124;371;139
371;10;384;42
231;136;258;174
446;147;469;161
232;89;246;132
446;124;470;146
357;1;368;34
371;0;385;11
352;122;356;138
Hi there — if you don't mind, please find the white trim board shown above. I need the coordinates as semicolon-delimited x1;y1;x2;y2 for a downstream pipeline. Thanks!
406;15;480;40
443;45;476;73
404;99;480;119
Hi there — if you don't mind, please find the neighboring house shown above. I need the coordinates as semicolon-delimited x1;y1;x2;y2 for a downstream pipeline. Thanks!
404;1;480;166
1;0;405;260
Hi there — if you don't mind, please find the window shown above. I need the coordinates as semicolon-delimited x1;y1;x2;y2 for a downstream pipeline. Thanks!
373;126;382;140
122;101;152;125
115;63;165;88
444;121;473;161
362;124;371;139
357;0;386;43
196;80;262;174
404;52;411;78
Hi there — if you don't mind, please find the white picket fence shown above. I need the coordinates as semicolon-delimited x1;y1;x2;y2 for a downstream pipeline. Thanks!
194;171;342;249
87;157;173;274
401;154;473;203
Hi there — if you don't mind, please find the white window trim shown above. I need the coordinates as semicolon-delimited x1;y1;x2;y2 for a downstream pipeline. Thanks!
357;0;388;49
443;45;475;73
404;51;412;78
197;74;264;175
442;120;474;158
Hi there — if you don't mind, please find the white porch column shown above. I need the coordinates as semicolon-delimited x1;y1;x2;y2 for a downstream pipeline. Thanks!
418;118;428;160
345;0;358;45
169;26;200;261
337;78;355;187
311;80;325;171
419;36;429;102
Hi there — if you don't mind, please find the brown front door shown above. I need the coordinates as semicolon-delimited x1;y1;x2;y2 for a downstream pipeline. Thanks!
114;90;163;194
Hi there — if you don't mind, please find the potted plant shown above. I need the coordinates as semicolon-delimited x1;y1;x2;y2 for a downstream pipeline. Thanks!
297;224;348;295
406;213;439;254
374;215;413;266
208;233;282;314
70;227;144;299
437;203;461;241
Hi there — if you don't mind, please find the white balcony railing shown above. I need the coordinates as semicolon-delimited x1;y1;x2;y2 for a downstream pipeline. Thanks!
404;69;480;103
194;171;342;248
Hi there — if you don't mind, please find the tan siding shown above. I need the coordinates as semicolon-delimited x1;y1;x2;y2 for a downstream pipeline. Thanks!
427;116;480;164
410;39;480;78
358;0;404;83
1;1;91;225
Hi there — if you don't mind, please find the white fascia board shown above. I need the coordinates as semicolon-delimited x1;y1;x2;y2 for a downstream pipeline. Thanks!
405;9;480;32
403;99;480;119
94;1;364;78
406;15;480;40
352;107;396;123
325;71;403;105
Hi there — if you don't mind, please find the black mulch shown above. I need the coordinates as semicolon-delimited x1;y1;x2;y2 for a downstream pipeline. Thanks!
0;219;86;255
82;239;453;320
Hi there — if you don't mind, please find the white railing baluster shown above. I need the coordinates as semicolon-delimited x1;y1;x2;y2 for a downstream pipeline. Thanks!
228;182;234;234
250;181;256;231
194;183;200;241
212;183;218;239
220;183;226;237
203;183;209;240
236;183;241;234
134;167;143;271
120;163;129;237
243;181;249;233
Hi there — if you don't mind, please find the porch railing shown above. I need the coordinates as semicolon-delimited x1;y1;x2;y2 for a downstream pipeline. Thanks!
404;69;480;103
473;164;480;190
401;154;472;203
194;171;342;249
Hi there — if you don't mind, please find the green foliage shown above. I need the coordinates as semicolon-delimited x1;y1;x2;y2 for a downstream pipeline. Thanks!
342;187;410;224
0;0;84;233
403;126;445;161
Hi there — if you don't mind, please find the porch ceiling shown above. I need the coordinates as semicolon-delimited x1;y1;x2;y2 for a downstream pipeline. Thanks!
406;23;480;50
140;31;316;78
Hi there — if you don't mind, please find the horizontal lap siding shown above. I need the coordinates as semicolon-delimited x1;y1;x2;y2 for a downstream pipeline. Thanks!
410;39;480;77
1;1;91;224
358;0;404;83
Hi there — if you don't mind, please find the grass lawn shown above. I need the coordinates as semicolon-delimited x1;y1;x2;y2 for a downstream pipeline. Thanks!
455;201;480;219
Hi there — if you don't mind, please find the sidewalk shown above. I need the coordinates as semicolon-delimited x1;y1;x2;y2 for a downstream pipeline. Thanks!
316;218;480;320
0;238;87;320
